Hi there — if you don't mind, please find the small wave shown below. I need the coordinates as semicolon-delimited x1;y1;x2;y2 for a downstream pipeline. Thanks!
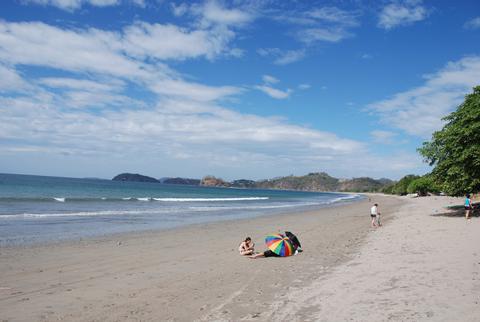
0;209;175;219
0;203;301;219
0;196;270;203
152;197;269;202
188;202;318;211
328;194;361;204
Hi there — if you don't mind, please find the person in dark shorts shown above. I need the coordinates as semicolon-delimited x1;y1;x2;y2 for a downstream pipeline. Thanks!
370;203;379;228
249;249;279;259
465;194;472;220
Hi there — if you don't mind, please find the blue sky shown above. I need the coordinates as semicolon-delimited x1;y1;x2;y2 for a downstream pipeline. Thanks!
0;0;479;180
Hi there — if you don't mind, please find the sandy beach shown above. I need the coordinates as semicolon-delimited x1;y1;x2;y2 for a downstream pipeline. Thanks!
1;195;479;321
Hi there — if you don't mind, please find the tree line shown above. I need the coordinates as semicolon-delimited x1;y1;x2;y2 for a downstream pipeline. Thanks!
385;86;480;196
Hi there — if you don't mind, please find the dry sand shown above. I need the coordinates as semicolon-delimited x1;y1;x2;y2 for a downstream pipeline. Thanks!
270;195;480;322
1;195;478;321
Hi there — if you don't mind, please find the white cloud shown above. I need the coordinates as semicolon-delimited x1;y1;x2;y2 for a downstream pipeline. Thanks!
150;79;241;102
195;0;254;27
25;0;120;11
255;75;293;99
378;1;428;30
0;80;424;178
255;6;360;67
370;130;397;144
275;49;306;65
262;75;279;84
122;22;234;61
276;6;359;44
0;64;29;92
88;0;118;6
63;90;143;109
37;77;136;109
0;91;367;176
130;0;145;8
39;77;123;92
227;47;244;58
464;17;480;30
277;6;358;28
368;56;480;137
300;27;351;43
171;2;189;17
308;7;359;27
255;85;292;100
0;19;239;78
257;48;305;65
0;8;424;179
0;20;244;104
0;22;147;79
298;84;311;90
173;0;255;30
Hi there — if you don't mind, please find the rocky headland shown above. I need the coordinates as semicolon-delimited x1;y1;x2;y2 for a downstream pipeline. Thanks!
112;172;394;192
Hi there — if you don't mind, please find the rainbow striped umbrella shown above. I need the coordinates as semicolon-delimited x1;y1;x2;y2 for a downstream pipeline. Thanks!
265;233;294;257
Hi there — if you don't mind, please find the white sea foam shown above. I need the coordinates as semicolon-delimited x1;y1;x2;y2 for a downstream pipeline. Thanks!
0;202;294;219
0;209;176;219
0;195;360;220
152;197;269;202
328;194;361;204
187;202;318;211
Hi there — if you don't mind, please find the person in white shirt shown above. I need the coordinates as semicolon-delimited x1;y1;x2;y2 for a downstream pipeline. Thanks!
370;203;380;228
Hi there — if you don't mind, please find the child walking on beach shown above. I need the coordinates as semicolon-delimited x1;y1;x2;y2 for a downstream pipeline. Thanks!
370;203;380;228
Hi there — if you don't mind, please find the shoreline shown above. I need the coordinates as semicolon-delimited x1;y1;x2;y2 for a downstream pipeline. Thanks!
0;194;402;321
0;193;365;249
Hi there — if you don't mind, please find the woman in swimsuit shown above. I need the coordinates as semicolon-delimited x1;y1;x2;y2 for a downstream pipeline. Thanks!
239;237;255;256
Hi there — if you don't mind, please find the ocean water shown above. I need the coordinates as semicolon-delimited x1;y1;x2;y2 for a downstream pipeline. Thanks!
0;173;363;246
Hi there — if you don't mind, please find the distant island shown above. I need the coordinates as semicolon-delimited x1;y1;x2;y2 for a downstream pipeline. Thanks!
112;173;159;183
112;172;393;192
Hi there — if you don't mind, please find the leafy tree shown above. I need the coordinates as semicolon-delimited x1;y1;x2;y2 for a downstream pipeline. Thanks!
407;176;440;196
391;175;419;195
418;86;480;196
382;184;395;194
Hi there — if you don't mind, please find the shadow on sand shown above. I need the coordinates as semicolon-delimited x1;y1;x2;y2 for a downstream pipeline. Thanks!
431;206;479;218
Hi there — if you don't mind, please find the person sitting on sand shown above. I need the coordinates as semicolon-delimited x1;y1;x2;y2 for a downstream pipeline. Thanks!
239;237;255;256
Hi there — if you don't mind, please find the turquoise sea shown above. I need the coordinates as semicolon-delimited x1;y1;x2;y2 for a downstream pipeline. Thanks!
0;173;362;245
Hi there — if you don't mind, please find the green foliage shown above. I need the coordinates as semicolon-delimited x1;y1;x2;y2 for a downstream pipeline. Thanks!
407;176;441;196
390;174;419;195
418;86;480;196
381;184;395;194
339;177;387;192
